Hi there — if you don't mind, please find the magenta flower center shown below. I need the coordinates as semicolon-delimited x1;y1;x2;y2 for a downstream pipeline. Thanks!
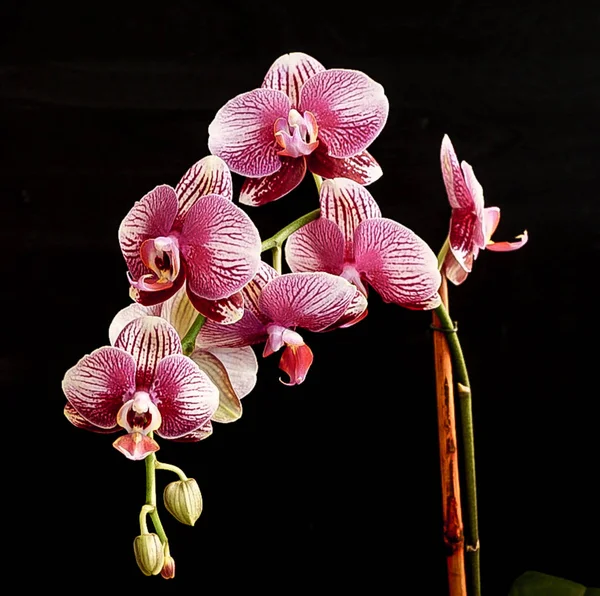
117;390;162;435
130;236;181;293
274;109;319;159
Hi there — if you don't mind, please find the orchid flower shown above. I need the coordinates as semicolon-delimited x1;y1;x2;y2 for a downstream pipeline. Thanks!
285;178;442;310
119;156;261;323
208;52;389;206
440;134;528;285
198;263;367;385
62;316;219;460
109;285;258;424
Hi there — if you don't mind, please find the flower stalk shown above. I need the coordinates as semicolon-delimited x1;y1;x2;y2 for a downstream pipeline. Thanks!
145;438;168;544
181;314;206;356
260;209;320;253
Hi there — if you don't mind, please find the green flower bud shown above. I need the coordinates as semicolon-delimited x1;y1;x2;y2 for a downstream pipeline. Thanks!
163;478;203;526
133;533;164;576
160;554;176;579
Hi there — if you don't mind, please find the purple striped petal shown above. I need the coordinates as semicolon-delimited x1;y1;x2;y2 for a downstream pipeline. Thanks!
299;69;389;159
152;354;219;439
180;194;261;300
118;185;179;282
448;208;481;272
198;309;267;349
241;261;279;322
114;316;182;390
109;302;158;346
308;148;383;185
320;178;381;259
64;402;120;433
239;157;306;206
354;218;441;309
175;156;233;224
259;272;356;331
208;88;290;177
190;349;243;423
206;346;258;400
443;251;469;286
187;291;244;325
440;135;474;210
285;218;345;274
328;288;369;329
262;52;326;109
62;347;136;429
171;420;213;442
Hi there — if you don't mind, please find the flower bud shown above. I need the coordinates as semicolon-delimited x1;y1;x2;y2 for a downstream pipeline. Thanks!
160;553;176;579
133;533;164;576
163;478;203;526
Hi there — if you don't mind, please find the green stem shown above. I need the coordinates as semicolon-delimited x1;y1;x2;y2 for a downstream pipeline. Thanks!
312;173;323;192
437;236;450;270
155;460;188;481
145;442;168;544
260;209;320;253
272;245;282;274
434;302;481;596
181;314;206;356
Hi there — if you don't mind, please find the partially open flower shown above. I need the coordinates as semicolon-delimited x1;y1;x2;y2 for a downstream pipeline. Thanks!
62;316;219;460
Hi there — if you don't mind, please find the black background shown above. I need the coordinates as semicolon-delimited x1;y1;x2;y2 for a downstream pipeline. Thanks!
3;2;599;593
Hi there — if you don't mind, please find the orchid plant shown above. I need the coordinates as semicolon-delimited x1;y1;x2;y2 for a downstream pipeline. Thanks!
62;52;530;593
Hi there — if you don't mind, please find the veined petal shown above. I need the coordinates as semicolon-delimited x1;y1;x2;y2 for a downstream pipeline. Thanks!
241;261;279;323
461;160;485;215
152;354;219;439
206;346;258;400
62;347;136;429
175;156;233;224
114;316;182;390
325;288;369;329
208;88;291;177
180;194;261;301
190;349;243;423
307;148;383;185
262;52;326;109
187;291;244;325
443;251;470;286
448;208;482;271
285;218;345;274
259;272;356;331
109;302;158;346
354;218;441;309
239;157;306;206
320;178;382;260
198;309;267;349
299;69;389;159
64;403;120;433
131;267;185;307
118;185;179;282
440;135;473;209
159;285;197;338
171;420;213;442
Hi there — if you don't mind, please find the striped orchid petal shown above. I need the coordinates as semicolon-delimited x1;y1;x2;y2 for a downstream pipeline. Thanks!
320;178;381;259
180;194;261;301
198;309;267;349
239;157;306;206
190;349;243;423
262;52;325;109
175;155;233;223
284;218;345;275
448;208;481;272
62;346;136;429
118;185;179;282
108;302;158;346
208;88;291;177
440;135;476;210
151;354;219;439
171;420;214;442
354;218;441;309
443;251;470;286
308;148;383;185
327;288;369;329
299;69;389;159
64;403;120;433
206;346;258;400
240;261;279;322
114;316;182;390
187;292;245;325
259;272;357;331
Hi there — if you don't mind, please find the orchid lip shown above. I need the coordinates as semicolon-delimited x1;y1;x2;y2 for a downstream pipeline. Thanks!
263;324;305;357
130;235;181;293
117;390;162;434
275;109;319;158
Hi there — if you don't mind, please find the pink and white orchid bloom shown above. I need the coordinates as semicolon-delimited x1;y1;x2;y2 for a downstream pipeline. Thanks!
198;263;367;385
208;52;389;206
285;178;442;310
109;285;258;424
119;156;261;324
62;316;219;460
440;135;528;285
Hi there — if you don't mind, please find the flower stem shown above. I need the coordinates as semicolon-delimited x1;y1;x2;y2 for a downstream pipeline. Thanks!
437;236;450;270
312;173;323;192
272;245;282;274
434;296;481;596
155;460;188;481
260;209;320;253
181;314;206;356
145;439;168;544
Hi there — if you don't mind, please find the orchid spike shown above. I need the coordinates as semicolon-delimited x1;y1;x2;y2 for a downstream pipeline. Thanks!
208;52;389;206
109;285;258;424
440;134;528;285
119;156;261;323
285;178;442;310
198;263;367;385
62;316;219;460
